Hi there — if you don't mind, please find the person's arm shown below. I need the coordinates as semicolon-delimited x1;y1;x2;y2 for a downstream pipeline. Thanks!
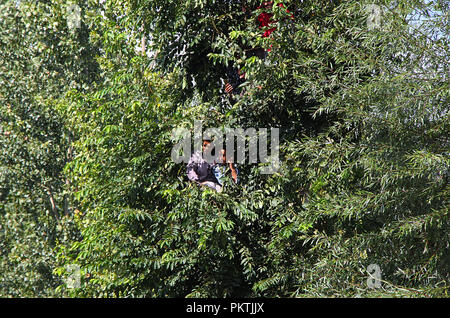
229;163;238;183
225;81;234;94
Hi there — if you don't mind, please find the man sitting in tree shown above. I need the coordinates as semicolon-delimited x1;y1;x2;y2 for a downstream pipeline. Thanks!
186;139;238;192
186;138;222;192
213;148;239;188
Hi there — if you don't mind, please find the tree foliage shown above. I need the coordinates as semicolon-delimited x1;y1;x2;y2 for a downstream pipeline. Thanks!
0;0;97;296
1;0;448;297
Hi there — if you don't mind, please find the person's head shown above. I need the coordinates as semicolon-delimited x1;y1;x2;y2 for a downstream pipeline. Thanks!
202;139;211;151
220;148;227;164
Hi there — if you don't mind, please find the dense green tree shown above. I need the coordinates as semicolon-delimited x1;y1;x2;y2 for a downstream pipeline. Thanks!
0;0;98;296
53;0;448;298
1;0;447;297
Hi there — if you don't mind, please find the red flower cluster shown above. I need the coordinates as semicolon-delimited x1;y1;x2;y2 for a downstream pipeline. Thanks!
256;2;291;38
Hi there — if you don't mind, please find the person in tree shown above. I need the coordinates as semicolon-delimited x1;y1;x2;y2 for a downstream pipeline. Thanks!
213;148;239;188
186;138;223;192
186;138;239;192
